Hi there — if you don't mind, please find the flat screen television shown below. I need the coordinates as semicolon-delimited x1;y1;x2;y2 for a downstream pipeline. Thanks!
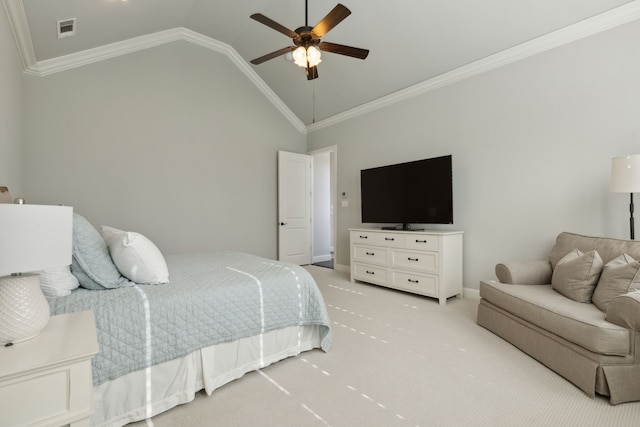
360;155;453;230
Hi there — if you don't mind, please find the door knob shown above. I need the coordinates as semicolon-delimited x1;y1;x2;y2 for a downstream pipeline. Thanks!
280;222;287;226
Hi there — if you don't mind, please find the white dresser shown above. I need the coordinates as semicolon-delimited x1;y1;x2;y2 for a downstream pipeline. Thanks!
0;310;98;427
350;228;463;305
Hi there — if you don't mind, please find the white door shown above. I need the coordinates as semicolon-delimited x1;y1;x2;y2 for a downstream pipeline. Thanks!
278;151;311;265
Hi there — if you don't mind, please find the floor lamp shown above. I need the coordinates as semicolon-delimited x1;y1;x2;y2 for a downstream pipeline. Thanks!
611;155;640;240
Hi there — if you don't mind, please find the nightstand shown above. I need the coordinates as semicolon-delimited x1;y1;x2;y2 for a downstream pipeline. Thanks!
0;310;99;427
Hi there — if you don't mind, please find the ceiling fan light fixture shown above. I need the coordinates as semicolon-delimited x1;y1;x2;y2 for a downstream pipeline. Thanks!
249;3;368;80
307;45;322;67
292;46;307;67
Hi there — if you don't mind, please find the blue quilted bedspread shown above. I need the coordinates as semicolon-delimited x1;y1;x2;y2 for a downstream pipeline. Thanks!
48;251;332;386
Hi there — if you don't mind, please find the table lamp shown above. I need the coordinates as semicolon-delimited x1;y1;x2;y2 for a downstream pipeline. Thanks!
611;154;640;240
0;204;73;345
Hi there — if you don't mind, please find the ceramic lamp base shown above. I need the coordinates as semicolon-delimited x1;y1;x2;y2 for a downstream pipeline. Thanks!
0;274;50;345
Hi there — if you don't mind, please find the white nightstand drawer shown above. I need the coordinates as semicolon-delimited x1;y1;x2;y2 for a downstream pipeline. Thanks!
0;311;98;427
391;249;438;272
353;263;388;284
390;270;438;296
353;245;388;265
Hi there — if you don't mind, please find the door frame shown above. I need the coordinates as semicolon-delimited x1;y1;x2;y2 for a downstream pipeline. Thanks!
309;145;338;268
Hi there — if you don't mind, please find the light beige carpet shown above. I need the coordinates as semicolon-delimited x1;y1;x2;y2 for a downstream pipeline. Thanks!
129;266;640;427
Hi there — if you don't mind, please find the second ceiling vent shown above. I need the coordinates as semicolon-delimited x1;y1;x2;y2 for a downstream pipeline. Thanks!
57;18;77;39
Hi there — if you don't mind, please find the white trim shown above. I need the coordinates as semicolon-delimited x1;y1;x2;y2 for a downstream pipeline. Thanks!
306;1;640;132
36;28;183;76
3;0;37;73
334;263;350;274
463;287;480;301
5;0;640;133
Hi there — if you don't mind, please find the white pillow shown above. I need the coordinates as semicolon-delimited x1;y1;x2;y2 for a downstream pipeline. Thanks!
99;226;169;284
38;265;80;297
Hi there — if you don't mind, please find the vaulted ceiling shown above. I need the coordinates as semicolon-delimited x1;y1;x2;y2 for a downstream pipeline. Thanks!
5;0;639;129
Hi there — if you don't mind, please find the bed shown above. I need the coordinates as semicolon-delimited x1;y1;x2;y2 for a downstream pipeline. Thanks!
44;214;332;426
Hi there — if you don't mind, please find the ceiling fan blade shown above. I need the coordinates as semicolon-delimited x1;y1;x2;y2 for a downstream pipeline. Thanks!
318;42;369;60
306;65;319;80
312;4;351;38
250;13;298;39
250;46;296;65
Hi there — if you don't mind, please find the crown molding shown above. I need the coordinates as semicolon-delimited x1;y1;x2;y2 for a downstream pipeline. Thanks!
2;0;305;133
5;0;640;134
3;0;36;72
307;1;640;133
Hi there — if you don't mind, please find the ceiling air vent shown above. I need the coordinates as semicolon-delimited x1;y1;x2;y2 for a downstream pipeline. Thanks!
57;18;77;38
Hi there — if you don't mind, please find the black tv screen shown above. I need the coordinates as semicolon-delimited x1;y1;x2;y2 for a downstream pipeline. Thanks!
360;155;453;229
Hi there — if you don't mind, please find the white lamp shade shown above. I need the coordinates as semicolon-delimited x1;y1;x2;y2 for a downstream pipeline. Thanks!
0;204;73;277
611;155;640;193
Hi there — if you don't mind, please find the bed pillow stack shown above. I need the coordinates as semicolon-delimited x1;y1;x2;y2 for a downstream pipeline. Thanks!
100;226;169;285
71;213;133;290
70;213;168;289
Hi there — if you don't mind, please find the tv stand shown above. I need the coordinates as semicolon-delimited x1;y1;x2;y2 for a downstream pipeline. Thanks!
349;228;463;305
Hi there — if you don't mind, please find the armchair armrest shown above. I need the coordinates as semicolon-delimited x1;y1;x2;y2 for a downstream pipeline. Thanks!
606;292;640;331
495;261;552;285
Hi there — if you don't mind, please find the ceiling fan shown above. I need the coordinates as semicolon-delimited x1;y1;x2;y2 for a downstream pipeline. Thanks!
250;1;369;80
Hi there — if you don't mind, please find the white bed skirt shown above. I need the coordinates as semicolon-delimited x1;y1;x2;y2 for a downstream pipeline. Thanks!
93;325;322;427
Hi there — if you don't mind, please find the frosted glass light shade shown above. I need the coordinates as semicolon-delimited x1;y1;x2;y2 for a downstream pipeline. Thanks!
293;46;307;67
611;155;640;193
306;46;322;67
0;204;73;344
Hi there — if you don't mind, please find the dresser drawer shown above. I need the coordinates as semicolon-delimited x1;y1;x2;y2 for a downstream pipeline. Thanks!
403;235;439;251
353;245;388;265
390;249;438;272
376;233;403;247
390;270;438;296
353;263;388;284
351;231;378;245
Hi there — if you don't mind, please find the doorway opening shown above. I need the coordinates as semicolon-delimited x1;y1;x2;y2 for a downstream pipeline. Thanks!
310;146;337;269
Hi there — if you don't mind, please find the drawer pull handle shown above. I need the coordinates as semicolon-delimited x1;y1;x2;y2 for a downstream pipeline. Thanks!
359;235;368;239
385;237;395;241
408;279;419;284
366;270;375;275
416;239;427;243
365;252;375;256
408;257;419;262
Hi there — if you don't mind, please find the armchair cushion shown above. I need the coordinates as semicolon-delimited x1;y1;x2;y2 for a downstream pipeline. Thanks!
592;254;640;312
551;249;603;303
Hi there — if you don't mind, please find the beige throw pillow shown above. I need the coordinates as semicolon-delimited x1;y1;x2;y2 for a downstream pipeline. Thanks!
551;249;603;303
592;254;640;312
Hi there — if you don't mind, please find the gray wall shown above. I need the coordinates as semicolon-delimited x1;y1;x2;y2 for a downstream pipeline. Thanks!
308;20;640;290
0;7;24;196
22;41;306;258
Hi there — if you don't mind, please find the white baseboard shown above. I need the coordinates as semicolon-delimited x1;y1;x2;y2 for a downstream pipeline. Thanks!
334;263;350;274
463;287;480;300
